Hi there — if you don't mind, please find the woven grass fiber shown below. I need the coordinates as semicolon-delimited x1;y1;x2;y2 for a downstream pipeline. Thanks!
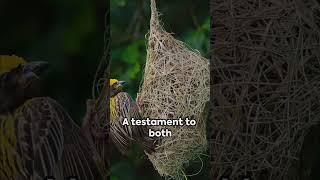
137;0;210;179
210;0;320;179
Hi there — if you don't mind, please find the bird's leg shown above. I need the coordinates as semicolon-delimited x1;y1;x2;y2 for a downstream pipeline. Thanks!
81;99;109;178
136;93;143;114
91;125;109;138
81;99;96;145
82;99;108;138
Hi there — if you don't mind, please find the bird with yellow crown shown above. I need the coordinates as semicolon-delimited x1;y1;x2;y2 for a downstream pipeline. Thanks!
109;78;155;154
0;55;104;179
82;78;155;156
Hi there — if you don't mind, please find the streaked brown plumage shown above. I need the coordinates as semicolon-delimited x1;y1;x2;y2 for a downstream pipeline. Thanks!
109;79;154;155
0;57;104;179
82;79;155;157
1;97;103;179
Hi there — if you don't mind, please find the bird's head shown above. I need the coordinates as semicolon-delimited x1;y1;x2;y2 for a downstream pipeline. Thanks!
0;55;49;113
110;79;125;97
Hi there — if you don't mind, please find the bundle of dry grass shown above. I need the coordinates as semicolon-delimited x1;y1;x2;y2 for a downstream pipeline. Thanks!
137;0;210;179
210;0;320;179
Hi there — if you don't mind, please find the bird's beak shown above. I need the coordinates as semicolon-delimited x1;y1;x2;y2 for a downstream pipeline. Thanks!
114;81;126;90
23;61;49;76
118;81;126;86
21;61;49;85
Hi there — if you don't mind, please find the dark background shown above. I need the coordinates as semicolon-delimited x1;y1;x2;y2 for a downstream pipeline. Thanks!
0;0;107;122
0;0;210;179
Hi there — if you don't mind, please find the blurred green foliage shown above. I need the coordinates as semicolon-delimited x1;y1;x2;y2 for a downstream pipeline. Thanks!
0;0;107;122
110;0;209;179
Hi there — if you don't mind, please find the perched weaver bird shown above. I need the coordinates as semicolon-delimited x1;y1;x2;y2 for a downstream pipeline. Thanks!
0;55;104;179
109;79;155;155
82;78;155;156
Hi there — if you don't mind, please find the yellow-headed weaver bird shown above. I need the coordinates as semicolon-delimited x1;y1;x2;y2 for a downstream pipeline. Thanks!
82;78;155;156
109;79;155;155
0;55;104;179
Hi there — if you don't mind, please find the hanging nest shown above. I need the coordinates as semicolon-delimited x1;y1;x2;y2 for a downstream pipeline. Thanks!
210;0;320;179
137;0;210;179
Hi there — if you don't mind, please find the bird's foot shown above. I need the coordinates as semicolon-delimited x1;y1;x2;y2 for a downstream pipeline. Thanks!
81;99;95;129
136;93;143;114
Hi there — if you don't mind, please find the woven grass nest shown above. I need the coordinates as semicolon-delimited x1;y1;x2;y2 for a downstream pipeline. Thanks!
210;0;320;179
137;0;210;179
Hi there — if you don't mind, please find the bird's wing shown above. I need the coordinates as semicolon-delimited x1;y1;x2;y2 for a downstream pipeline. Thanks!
13;97;65;179
53;126;104;180
110;92;151;155
16;97;103;179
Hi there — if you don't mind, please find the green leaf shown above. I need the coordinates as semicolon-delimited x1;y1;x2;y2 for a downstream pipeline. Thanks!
111;0;127;7
110;161;136;180
121;44;139;64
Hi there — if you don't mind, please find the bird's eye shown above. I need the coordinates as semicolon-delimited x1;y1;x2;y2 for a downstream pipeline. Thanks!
2;73;11;82
1;72;17;87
